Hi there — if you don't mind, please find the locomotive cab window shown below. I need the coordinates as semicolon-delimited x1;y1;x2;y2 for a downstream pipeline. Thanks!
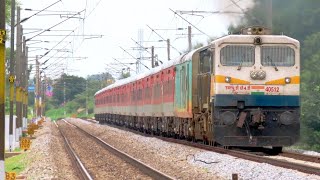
199;49;212;73
220;45;254;66
261;46;295;66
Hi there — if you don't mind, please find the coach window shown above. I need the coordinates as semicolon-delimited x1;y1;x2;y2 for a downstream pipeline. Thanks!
220;45;254;66
200;49;212;73
261;46;295;66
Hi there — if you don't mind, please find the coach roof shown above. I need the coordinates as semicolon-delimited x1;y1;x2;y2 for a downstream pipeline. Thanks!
94;47;203;96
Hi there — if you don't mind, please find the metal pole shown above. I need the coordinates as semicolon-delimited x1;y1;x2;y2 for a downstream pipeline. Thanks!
35;56;39;117
37;60;41;117
85;80;88;116
0;0;6;177
42;77;45;116
167;39;170;61
16;23;22;142
63;81;66;116
188;26;192;52
9;0;15;152
25;47;28;119
22;37;26;120
151;46;154;68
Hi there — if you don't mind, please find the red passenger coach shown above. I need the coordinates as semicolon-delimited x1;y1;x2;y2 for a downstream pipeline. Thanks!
94;62;177;133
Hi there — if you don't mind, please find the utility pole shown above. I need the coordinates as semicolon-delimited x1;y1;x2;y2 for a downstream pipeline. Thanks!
151;46;155;68
0;0;6;177
85;80;88;116
16;7;22;140
188;26;192;52
9;0;15;152
35;56;39;117
24;47;29;120
63;81;66;116
21;35;26;130
166;39;170;61
41;76;45;117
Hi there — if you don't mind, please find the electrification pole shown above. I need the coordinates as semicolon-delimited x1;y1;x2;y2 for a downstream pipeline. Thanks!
24;47;28;120
151;46;155;68
85;80;88;116
63;81;66;116
35;56;39;117
9;0;15;152
16;6;22;140
166;39;170;61
22;36;26;121
188;26;192;52
0;0;6;177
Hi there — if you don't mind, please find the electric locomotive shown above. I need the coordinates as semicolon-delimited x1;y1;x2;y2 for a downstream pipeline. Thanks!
210;27;300;151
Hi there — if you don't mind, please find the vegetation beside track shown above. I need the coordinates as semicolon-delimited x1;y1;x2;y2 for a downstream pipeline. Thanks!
5;153;27;174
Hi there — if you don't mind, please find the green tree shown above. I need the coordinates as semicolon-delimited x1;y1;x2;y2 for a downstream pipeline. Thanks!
51;74;86;107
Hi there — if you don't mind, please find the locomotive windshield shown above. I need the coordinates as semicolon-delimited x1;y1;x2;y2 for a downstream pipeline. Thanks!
220;45;254;66
261;46;295;66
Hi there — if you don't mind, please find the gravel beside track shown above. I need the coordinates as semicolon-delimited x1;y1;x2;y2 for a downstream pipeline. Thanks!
21;120;78;179
58;120;152;179
69;118;320;180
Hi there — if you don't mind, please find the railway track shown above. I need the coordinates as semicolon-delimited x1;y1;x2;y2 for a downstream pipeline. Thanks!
59;119;173;180
54;121;93;180
279;151;320;164
79;118;320;176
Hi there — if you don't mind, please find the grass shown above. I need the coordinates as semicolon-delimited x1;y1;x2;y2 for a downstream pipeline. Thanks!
5;153;27;174
45;106;94;120
45;108;69;120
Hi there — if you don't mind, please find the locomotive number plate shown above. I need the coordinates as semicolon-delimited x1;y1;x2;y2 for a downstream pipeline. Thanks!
264;85;283;95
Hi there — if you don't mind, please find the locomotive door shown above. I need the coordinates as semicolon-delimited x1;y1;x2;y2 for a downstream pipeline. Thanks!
198;49;212;112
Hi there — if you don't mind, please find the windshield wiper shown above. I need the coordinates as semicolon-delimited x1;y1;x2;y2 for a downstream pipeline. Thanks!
267;56;278;71
237;54;245;70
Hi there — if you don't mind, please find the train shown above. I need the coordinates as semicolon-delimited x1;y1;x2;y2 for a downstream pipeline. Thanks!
94;26;300;152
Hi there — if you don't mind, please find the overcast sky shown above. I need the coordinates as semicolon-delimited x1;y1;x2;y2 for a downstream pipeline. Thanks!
19;0;253;79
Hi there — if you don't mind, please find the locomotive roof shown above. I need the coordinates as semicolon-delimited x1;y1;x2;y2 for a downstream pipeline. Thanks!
211;34;300;47
95;48;200;96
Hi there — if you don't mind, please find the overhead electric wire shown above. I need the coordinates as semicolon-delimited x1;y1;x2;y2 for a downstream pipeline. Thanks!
37;29;75;61
169;8;211;38
119;46;150;70
229;0;261;24
112;58;137;72
131;38;164;64
20;0;62;24
26;9;85;42
146;24;182;55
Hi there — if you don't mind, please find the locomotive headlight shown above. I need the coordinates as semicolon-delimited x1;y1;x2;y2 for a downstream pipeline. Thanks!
221;111;236;125
280;111;295;125
225;76;231;83
285;77;291;84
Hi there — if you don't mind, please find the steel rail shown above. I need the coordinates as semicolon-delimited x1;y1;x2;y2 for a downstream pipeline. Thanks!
159;136;320;176
65;120;174;180
85;119;320;176
54;121;93;180
279;151;320;164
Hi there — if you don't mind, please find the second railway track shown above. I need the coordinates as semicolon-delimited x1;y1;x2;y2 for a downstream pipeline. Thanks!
56;119;173;180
